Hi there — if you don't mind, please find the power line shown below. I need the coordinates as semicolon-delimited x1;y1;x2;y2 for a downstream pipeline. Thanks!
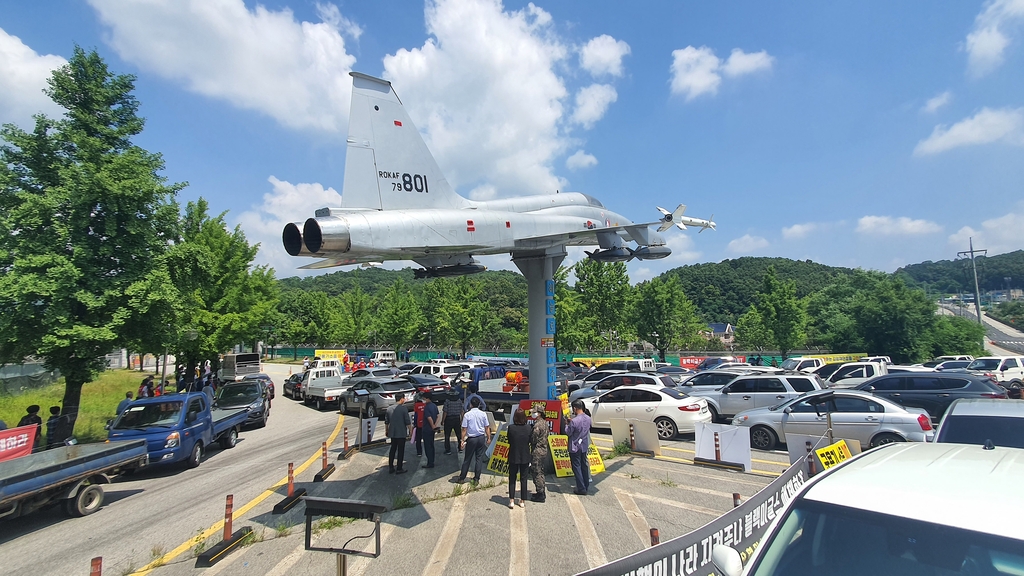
956;237;986;325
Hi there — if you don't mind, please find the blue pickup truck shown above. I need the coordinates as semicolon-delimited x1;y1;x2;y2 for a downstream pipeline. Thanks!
107;392;249;468
0;440;149;519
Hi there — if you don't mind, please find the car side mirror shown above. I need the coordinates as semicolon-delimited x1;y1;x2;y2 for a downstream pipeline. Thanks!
105;419;113;430
186;410;198;424
865;386;875;392
711;545;743;576
1001;365;1009;371
783;406;793;414
721;388;730;394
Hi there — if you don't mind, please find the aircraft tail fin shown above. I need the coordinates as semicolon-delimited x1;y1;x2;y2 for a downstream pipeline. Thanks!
342;72;468;211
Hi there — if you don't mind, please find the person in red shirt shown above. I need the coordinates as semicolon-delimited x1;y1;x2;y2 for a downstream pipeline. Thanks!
413;395;426;457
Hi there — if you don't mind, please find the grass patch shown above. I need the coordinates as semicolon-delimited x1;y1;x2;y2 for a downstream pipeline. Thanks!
629;473;642;480
605;440;632;459
118;561;137;576
275;521;293;538
239;529;264;547
391;493;416;510
148;545;166;567
658;476;677;487
0;369;160;443
191;530;212;558
313;516;356;535
421;476;504;505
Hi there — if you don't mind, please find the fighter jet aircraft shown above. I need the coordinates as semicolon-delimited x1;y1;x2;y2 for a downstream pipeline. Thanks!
283;72;715;278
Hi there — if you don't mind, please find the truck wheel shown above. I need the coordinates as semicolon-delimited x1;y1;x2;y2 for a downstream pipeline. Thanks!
65;484;104;517
187;442;203;468
339;399;348;414
366;403;377;419
315;398;324;411
219;428;238;449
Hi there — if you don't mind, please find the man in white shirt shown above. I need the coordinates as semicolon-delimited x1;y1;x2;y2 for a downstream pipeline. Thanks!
455;397;491;484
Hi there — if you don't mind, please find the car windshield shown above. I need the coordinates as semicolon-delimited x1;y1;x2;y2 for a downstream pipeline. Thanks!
749;499;1024;576
114;402;183;429
967;359;1000;370
937;415;1024;449
780;359;800;370
218;384;261;404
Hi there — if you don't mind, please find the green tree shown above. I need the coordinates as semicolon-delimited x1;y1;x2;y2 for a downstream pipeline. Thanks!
734;306;773;351
0;48;182;432
553;265;593;354
373;279;422;353
926;316;986;358
632;276;703;361
849;275;936;363
574;259;632;349
335;287;374;348
754;267;807;359
427;277;486;357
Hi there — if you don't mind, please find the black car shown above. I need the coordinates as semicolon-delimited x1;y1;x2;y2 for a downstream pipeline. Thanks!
241;372;275;399
216;381;271;428
399;373;450;395
656;365;692;383
856;372;1008;421
283;373;303;399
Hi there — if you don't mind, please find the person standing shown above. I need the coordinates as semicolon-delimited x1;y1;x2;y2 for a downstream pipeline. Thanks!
412;395;426;456
420;393;440;468
455;397;491;484
303;356;310;371
441;389;464;455
565;399;593;495
18;405;43;452
116;392;134;415
529;410;550;502
506;408;532;508
202;379;215;405
386;395;412;474
45;406;65;449
463;383;487;412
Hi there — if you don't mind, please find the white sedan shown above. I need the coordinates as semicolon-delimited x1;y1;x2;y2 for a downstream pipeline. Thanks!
581;384;711;439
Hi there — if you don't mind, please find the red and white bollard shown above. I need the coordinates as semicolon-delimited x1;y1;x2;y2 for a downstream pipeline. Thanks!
806;441;817;477
344;427;349;451
287;462;295;498
650;528;660;546
321;442;328;471
366;420;373;443
223;495;234;542
629;423;637;451
733;493;742;508
90;557;102;576
714;432;722;462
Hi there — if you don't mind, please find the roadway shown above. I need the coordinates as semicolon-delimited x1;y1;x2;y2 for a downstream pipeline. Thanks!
0;363;339;576
938;304;1024;355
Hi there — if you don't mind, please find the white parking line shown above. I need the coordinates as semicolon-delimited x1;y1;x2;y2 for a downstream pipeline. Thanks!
632;492;722;517
422;495;467;576
509;505;529;576
613;488;652;548
564;493;607;568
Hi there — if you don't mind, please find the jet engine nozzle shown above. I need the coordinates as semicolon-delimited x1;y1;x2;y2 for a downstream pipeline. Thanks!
303;217;351;254
282;222;311;256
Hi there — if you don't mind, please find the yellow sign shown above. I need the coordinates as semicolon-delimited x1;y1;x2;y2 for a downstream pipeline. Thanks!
815;439;853;470
558;393;570;418
314;349;347;360
548;435;604;477
486;430;511;475
805;353;867;364
572;356;632;368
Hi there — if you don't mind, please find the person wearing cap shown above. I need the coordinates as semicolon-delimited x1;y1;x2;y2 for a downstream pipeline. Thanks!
18;405;43;452
441;389;465;455
420;392;440;468
529;410;550;502
564;399;593;495
455;397;491;484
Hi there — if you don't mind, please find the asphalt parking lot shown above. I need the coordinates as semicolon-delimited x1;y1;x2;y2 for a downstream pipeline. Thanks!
135;413;790;576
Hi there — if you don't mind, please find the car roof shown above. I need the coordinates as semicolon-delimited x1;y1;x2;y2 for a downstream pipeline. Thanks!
800;443;1024;539
945;398;1024;417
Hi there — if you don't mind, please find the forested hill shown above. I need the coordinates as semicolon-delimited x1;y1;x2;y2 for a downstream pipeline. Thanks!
279;266;418;296
896;250;1024;294
658;257;857;324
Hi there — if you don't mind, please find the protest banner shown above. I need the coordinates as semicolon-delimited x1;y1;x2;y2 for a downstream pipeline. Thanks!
577;460;807;576
519;399;563;434
486;429;511;474
548;434;573;477
0;424;37;462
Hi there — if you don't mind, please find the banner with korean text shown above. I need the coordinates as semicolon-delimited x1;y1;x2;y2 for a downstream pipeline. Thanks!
576;460;807;576
0;424;37;462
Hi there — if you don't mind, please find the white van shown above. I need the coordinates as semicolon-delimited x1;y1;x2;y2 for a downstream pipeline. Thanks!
369;350;396;365
310;358;340;371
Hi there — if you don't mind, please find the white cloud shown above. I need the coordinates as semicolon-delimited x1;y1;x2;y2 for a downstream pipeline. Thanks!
914;107;1024;155
948;204;1024;255
0;28;66;128
921;91;952;114
965;0;1024;77
579;34;630;77
856;216;942;236
236;176;343;275
382;0;576;197
571;83;617;129
87;0;358;132
727;234;769;254
722;48;774;77
781;222;818;240
669;45;773;101
566;150;597;170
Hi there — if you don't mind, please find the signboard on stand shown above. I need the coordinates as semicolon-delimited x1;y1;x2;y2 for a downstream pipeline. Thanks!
548;435;605;477
519;399;564;434
0;424;37;462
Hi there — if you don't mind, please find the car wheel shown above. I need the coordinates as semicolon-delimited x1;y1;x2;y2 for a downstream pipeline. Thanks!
366;403;377;419
750;426;778;451
315;398;324;411
339;399;348;414
707;405;720;424
869;432;905;448
654;417;677;440
219;427;238;449
187;442;203;468
65;484;104;517
258;408;269;428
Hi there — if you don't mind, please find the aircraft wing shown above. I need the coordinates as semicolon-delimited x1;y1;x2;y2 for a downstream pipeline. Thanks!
513;219;668;250
298;255;390;269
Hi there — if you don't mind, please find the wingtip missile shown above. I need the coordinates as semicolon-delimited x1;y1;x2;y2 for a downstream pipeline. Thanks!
657;204;687;232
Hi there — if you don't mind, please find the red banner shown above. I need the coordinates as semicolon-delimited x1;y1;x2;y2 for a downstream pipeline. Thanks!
519;399;564;434
0;424;37;462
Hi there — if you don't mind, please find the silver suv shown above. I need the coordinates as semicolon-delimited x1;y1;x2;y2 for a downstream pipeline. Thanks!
687;372;821;421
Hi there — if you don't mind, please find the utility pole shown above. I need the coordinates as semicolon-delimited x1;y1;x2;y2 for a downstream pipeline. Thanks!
957;237;986;325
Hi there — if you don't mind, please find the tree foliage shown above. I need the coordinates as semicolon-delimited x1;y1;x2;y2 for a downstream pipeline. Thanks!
632;276;703;361
373;279;422;353
0;48;182;431
425;277;486;357
573;259;633;347
897;250;1024;294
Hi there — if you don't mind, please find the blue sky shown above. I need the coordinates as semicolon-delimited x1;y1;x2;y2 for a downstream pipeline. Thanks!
2;0;1023;281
